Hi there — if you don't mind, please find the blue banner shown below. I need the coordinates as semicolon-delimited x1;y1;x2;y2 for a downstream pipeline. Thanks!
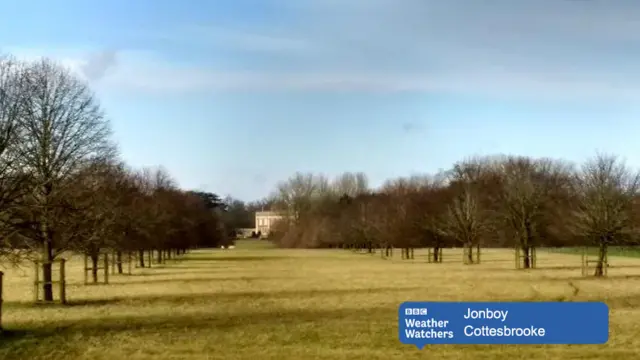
399;301;608;348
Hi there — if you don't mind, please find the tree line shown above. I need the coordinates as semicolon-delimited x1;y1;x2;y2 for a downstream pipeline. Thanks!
266;155;640;276
0;54;231;301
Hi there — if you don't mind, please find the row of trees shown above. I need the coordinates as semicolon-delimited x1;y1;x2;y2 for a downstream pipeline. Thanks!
0;54;229;301
267;156;640;276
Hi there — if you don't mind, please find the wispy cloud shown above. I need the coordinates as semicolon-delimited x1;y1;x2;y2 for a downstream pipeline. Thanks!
172;25;313;53
7;0;640;101
80;49;118;81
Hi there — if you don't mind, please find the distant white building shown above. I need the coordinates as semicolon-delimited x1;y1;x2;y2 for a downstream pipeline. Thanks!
254;211;286;237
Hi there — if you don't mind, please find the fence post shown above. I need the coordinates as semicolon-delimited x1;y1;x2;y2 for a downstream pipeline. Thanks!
532;247;537;269
34;260;39;302
83;254;88;284
59;259;66;304
0;271;3;330
104;253;109;284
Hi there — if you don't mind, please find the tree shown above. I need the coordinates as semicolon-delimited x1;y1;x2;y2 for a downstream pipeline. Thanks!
0;55;29;262
139;167;180;264
189;191;225;211
272;172;326;221
440;160;493;264
13;58;115;301
221;196;251;229
331;172;369;197
571;154;640;276
412;178;451;262
65;159;129;281
494;156;571;268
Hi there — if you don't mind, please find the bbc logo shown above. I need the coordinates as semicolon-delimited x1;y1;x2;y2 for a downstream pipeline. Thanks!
405;308;428;316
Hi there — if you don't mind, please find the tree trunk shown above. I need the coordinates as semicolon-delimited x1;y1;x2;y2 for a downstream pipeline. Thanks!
522;246;531;269
116;251;123;274
433;246;440;262
595;241;607;277
42;238;54;301
138;249;145;268
466;242;474;264
91;252;99;283
156;249;162;264
522;222;533;269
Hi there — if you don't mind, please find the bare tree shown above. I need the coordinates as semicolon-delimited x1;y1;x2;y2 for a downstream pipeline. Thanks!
66;159;127;282
332;172;369;197
494;156;571;268
412;177;451;262
0;56;30;262
441;183;487;263
571;154;640;276
440;160;493;264
380;177;424;258
138;166;178;264
272;172;326;221
13;58;115;301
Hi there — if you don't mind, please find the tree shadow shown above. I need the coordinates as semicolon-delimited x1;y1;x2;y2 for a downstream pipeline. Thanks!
105;275;288;286
0;305;392;353
3;298;115;309
3;286;425;309
113;268;237;276
149;262;243;268
177;255;287;262
535;265;582;270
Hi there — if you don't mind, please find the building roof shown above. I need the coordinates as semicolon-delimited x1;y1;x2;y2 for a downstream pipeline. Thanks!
255;210;284;216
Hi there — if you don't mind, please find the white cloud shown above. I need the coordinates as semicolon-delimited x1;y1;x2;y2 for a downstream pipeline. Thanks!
5;0;640;101
80;49;118;81
2;46;118;83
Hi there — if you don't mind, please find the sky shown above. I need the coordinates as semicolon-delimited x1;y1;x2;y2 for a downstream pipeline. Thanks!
2;0;640;201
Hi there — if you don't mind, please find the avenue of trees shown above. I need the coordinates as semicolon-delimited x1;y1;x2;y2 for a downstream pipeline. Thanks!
0;54;229;301
266;156;640;277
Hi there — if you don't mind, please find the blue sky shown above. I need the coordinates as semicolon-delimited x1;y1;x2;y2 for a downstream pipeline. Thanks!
2;0;640;201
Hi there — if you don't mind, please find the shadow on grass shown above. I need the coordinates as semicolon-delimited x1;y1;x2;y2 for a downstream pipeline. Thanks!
177;255;288;262
3;286;425;310
0;305;392;354
569;274;640;280
536;264;640;271
3;298;116;309
105;275;288;286
115;268;242;276
0;329;31;339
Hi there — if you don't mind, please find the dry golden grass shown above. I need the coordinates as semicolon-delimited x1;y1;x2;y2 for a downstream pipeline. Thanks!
1;241;640;359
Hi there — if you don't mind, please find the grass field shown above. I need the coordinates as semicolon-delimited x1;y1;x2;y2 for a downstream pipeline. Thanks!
2;241;640;360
